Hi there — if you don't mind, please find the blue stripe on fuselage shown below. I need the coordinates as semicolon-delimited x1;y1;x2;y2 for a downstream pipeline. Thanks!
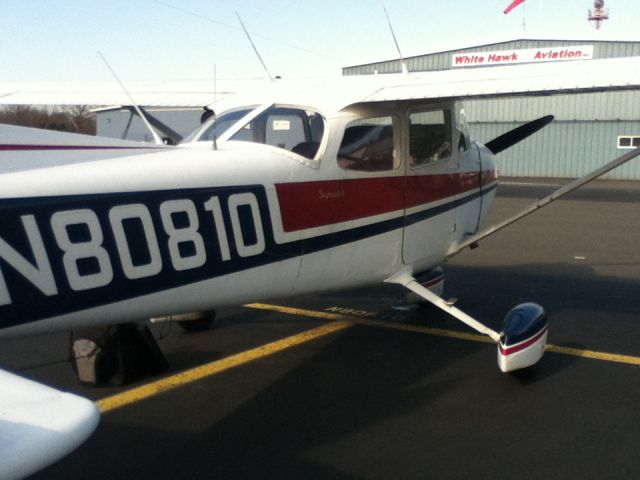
0;184;495;329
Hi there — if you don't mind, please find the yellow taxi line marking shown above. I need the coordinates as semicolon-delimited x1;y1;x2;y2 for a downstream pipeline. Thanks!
246;303;495;344
96;320;352;414
246;303;640;367
545;344;640;366
244;303;357;322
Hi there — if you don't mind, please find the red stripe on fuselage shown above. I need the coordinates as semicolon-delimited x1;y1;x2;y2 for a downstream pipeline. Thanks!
276;177;404;233
405;171;481;209
276;171;496;233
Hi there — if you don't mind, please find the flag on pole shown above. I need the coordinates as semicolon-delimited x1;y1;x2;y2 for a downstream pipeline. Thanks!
504;0;526;14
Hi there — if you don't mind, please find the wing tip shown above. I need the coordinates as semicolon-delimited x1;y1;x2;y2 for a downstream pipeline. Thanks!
0;370;100;478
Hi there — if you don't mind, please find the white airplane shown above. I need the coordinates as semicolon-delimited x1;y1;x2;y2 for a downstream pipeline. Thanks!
2;56;640;478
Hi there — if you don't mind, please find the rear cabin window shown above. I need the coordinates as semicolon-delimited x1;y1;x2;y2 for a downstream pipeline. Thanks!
230;106;324;160
409;110;452;166
338;116;397;171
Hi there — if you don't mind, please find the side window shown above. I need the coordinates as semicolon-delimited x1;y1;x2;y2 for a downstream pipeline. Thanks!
456;107;470;152
230;107;324;160
409;110;452;167
338;116;397;171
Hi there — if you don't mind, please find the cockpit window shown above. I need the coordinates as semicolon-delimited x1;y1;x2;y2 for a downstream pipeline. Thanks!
182;108;253;144
230;106;325;160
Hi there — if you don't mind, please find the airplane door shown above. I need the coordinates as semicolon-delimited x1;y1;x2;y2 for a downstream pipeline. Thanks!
453;142;483;243
453;108;483;244
402;108;458;270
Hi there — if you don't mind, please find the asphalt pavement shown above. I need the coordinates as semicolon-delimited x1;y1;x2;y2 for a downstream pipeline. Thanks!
3;178;640;479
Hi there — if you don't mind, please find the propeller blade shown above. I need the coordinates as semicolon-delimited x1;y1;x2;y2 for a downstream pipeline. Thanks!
485;115;554;154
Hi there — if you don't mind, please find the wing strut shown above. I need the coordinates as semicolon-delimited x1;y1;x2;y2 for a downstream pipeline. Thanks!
449;146;640;258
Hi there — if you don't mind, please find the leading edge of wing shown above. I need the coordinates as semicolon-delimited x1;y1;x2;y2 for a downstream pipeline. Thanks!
0;369;99;479
357;56;640;104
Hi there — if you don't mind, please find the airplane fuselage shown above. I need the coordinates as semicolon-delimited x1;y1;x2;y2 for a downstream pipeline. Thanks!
0;99;497;337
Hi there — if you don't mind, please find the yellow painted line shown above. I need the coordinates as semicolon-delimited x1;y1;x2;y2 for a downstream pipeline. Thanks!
545;344;640;366
244;303;350;322
97;302;640;413
342;316;495;344
97;320;352;413
246;303;640;367
246;303;495;344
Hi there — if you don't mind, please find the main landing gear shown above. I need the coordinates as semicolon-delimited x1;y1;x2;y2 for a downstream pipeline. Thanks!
386;267;548;373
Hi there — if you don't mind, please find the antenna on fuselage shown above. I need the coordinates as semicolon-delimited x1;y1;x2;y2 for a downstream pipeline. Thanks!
235;12;274;81
97;51;163;145
382;2;408;75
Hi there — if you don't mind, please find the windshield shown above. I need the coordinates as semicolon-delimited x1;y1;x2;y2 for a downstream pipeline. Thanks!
182;107;253;143
229;106;325;160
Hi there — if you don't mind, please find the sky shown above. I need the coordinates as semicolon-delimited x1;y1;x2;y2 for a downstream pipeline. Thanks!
1;0;638;83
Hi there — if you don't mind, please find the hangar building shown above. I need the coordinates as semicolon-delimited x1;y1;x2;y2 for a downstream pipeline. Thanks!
344;39;640;180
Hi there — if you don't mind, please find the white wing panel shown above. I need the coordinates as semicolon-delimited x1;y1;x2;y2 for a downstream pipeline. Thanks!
0;123;170;148
360;56;640;104
0;369;99;479
0;79;240;107
2;57;640;114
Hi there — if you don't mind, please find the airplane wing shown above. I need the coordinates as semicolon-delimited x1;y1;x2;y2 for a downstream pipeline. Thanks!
3;56;639;113
0;369;99;479
358;56;640;104
0;79;243;107
202;56;640;115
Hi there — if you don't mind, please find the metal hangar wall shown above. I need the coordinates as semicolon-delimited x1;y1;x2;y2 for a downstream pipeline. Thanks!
343;39;640;180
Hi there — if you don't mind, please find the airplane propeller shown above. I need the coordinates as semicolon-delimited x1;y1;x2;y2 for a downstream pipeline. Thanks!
485;114;554;154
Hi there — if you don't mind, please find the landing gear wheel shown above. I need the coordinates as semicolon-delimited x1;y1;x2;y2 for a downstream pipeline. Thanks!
176;311;216;332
